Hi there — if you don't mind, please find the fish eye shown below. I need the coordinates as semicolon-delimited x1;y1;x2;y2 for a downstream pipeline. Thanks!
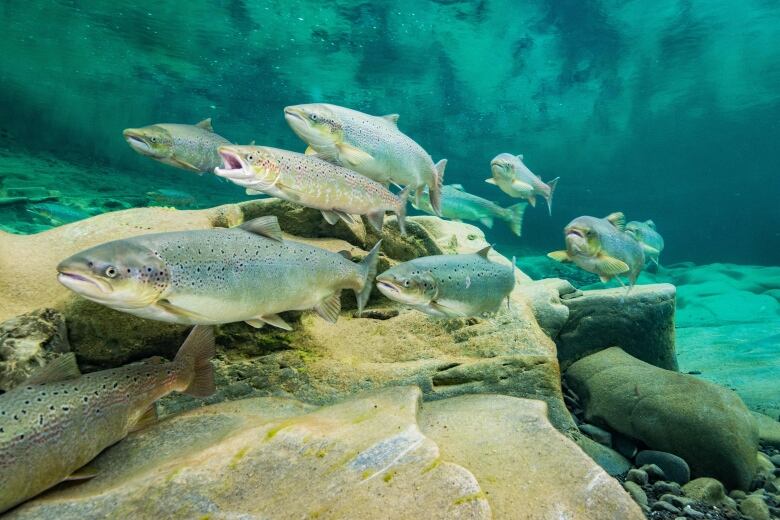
150;137;157;143
105;266;118;278
310;113;318;121
246;153;255;161
403;280;410;287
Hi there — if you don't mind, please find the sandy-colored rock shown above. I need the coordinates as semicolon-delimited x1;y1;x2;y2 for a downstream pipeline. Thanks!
566;347;758;489
556;284;678;370
0;308;70;390
419;394;645;519
752;411;780;448
8;387;491;519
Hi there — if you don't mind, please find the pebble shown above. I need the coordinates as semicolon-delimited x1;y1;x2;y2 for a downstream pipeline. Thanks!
623;481;648;507
659;493;695;509
635;450;691;484
639;463;666;482
682;505;705;518
654;480;682;496
626;468;648;486
651;500;681;514
579;423;612;447
739;494;771;520
729;490;747;500
770;454;780;467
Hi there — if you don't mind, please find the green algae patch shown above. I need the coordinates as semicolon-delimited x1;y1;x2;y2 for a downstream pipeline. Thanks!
382;471;396;483
228;446;250;469
422;457;441;474
453;491;487;506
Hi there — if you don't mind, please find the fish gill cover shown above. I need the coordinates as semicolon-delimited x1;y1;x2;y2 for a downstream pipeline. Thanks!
0;0;778;264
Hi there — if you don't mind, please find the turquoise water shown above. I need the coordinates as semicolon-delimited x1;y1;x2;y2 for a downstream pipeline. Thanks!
1;0;778;263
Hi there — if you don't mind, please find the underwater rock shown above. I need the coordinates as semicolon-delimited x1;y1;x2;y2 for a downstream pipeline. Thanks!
739;494;772;520
635;450;691;485
681;478;736;508
8;387;643;520
565;347;759;490
555;284;678;371
418;394;644;519
753;411;780;448
0;308;70;391
571;434;632;476
516;277;574;338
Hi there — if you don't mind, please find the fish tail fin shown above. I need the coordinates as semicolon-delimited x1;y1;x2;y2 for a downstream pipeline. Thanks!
396;187;410;235
504;202;528;237
175;326;216;398
429;159;447;216
355;240;382;314
544;177;559;216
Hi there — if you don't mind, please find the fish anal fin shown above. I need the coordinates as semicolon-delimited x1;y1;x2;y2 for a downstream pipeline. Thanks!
239;215;283;242
336;143;373;166
597;253;630;274
129;404;158;433
195;118;214;132
605;212;626;231
313;293;341;323
547;250;570;262
24;353;81;385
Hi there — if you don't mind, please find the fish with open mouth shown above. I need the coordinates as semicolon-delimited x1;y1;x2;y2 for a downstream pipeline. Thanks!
487;153;559;215
123;118;230;173
547;212;645;289
375;247;515;317
215;145;408;234
56;216;382;330
0;326;215;514
283;103;446;215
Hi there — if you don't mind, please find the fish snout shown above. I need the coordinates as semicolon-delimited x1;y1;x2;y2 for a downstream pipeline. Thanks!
214;147;250;179
123;128;154;155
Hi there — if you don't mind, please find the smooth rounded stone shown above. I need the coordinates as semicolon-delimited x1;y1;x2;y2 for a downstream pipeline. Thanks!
511;277;572;338
623;481;648;507
739;495;771;520
565;348;759;489
756;453;776;477
572;434;632;476
612;432;639;459
681;505;706;519
654;480;683;495
0;308;70;391
579;423;613;447
555;284;678;370
770;454;780;467
682;478;736;508
729;489;747;500
640;463;667;482
636;450;691;484
626;468;649;486
651;500;681;514
419;394;645;519
8;387;492;519
660;494;695;508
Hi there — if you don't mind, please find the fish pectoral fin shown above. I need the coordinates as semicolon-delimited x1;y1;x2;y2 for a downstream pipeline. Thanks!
239;215;284;242
65;465;100;482
155;300;212;322
252;314;293;331
313;293;341;323
274;181;303;202
321;210;340;225
171;157;202;172
365;211;385;233
429;300;465;318
596;254;630;275
547;250;570;262
129;404;159;433
485;178;497;185
478;217;494;228
23;353;81;385
336;143;373;167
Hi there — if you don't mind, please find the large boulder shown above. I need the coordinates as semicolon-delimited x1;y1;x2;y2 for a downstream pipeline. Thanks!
555;284;678;370
8;387;643;519
565;347;759;489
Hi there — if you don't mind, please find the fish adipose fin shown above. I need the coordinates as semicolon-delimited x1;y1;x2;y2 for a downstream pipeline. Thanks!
129;404;159;433
336;143;373;167
355;240;382;314
544;177;559;216
428;159;447;216
195;118;214;132
596;253;630;274
314;293;342;323
239;216;283;242
381;114;399;126
24;353;81;385
484;178;497;186
175;326;216;397
547;250;570;262
605;212;626;231
504;202;527;237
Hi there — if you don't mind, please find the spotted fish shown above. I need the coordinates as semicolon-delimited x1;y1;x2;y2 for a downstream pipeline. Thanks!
487;153;559;215
215;145;408;234
0;326;215;514
626;219;664;267
284;103;446;215
123;118;230;173
56;216;382;330
375;247;515;317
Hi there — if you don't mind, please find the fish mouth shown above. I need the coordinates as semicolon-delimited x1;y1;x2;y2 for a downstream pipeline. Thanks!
283;106;306;124
376;279;401;295
214;148;248;179
57;271;112;294
123;130;155;155
566;229;586;239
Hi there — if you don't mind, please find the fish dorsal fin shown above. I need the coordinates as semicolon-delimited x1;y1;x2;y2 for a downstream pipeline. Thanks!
195;118;214;132
381;114;399;126
239;216;283;242
450;183;465;191
516;154;524;161
24;353;81;385
606;212;626;231
475;246;491;259
645;219;656;229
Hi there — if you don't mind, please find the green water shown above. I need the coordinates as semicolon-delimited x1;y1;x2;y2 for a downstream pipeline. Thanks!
1;0;778;263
